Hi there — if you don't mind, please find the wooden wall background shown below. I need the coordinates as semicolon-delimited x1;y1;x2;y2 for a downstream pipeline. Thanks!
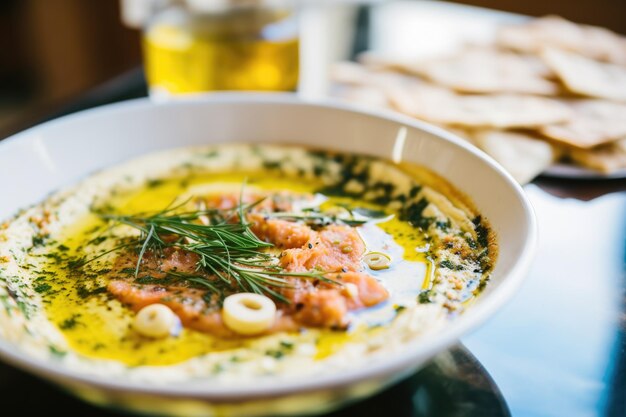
0;0;140;137
454;0;626;34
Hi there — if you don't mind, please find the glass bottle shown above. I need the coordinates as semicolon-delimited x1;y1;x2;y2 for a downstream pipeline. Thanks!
143;0;299;95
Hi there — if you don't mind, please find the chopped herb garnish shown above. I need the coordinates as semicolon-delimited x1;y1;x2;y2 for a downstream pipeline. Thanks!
265;350;285;359
33;283;52;294
473;216;489;248
59;314;81;330
477;277;490;292
32;235;46;247
134;275;173;285
266;209;368;228
279;341;294;350
435;220;451;232
147;179;164;189
401;198;433;230
351;207;388;219
48;345;67;358
418;290;433;304
409;185;422;198
439;260;464;271
262;161;281;170
76;285;107;299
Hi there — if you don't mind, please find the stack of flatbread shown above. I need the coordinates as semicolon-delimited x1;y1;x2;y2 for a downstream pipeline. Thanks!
329;16;626;184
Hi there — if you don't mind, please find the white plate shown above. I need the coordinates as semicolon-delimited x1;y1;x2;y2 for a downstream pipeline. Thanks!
0;93;536;416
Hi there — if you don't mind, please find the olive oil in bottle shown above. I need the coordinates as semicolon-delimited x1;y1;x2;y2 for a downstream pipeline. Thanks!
143;4;299;95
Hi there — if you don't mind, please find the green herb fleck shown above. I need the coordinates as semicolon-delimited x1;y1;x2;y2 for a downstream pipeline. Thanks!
435;220;451;232
32;235;46;247
59;314;81;330
409;185;422;198
473;216;489;248
418;290;433;304
351;207;388;219
401;198;433;230
262;161;281;170
439;260;464;271
49;345;67;358
279;341;294;350
34;283;52;294
265;350;285;359
76;285;107;299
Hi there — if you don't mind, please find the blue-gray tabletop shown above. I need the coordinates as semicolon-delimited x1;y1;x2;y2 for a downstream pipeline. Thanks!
464;186;626;417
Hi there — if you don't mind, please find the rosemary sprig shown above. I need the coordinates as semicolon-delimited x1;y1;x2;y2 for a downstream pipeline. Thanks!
265;206;392;227
96;198;336;303
267;211;368;227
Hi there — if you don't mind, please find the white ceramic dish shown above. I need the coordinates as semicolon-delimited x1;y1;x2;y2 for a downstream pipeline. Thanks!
0;93;536;416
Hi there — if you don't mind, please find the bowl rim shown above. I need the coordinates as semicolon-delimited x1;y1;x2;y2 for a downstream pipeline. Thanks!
0;92;537;399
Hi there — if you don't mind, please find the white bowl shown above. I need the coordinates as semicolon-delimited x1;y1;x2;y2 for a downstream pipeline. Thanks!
0;93;536;416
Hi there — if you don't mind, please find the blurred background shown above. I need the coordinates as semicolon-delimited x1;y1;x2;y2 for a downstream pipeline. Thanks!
0;1;140;137
0;0;625;139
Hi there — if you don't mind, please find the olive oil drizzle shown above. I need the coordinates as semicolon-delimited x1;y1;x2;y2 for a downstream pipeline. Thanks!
16;149;492;367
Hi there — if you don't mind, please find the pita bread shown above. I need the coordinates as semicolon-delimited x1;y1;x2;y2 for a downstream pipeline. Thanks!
332;84;391;109
497;15;626;65
331;61;383;86
542;48;626;102
403;49;558;95
328;15;626;177
567;139;626;173
330;61;418;90
388;84;572;128
539;100;626;148
473;130;559;184
357;52;415;73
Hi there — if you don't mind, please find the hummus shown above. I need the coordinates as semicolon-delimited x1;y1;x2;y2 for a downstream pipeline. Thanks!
0;144;496;384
